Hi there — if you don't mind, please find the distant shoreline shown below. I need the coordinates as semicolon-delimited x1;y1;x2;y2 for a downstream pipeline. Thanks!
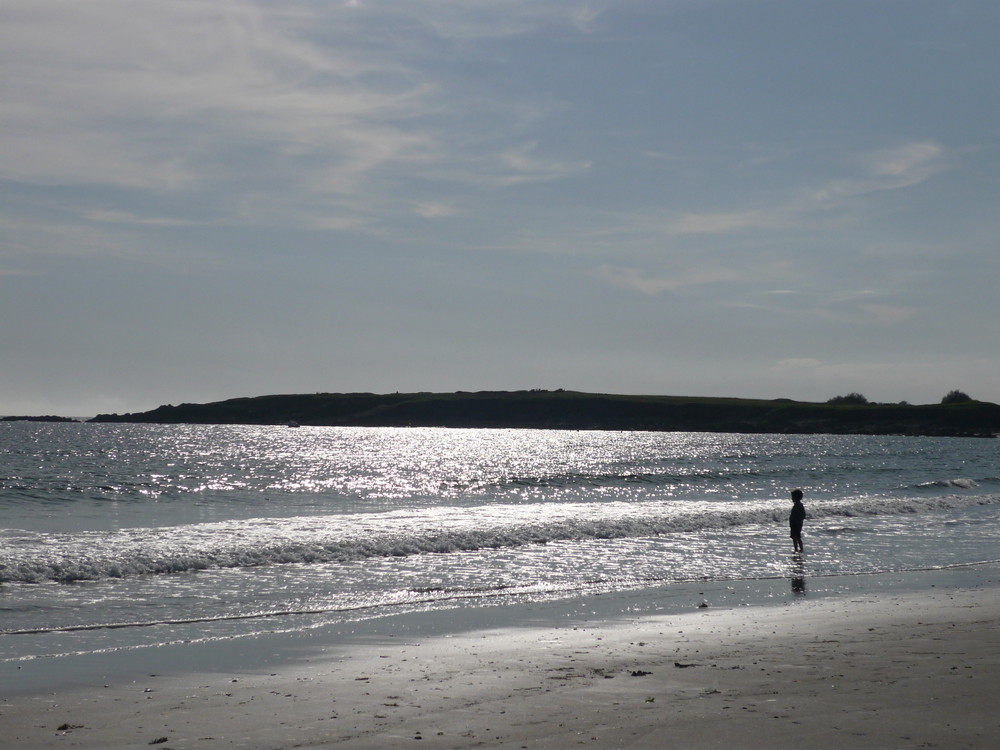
1;415;80;423
83;389;1000;437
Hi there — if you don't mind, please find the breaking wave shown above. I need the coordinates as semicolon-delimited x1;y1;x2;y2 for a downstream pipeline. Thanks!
3;493;997;584
914;478;981;490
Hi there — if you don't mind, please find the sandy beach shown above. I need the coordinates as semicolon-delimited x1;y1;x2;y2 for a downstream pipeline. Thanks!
3;566;999;750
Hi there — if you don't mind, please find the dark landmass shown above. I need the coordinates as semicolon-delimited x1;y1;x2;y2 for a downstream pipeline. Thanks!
88;390;1000;437
2;415;80;423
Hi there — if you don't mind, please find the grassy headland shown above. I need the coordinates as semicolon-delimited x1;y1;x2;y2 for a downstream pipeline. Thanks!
89;390;1000;437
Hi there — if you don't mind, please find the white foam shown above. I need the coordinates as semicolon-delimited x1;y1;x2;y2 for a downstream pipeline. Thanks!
3;493;998;584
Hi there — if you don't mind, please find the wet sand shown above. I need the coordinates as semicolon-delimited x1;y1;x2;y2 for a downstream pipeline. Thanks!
3;567;999;749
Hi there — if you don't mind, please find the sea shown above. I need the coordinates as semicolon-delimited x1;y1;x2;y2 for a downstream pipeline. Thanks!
2;422;999;692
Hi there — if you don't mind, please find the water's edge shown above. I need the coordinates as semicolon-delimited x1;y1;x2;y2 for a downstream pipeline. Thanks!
4;561;998;700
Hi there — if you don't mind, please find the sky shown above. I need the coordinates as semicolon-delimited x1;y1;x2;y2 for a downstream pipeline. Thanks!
3;0;999;416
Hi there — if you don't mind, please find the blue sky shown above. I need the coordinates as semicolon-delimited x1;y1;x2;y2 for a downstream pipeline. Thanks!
3;1;999;415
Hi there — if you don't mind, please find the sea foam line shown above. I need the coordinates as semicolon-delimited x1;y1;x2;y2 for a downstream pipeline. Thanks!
5;558;1000;642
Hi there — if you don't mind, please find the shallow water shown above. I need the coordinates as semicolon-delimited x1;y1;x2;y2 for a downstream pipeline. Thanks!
2;423;999;667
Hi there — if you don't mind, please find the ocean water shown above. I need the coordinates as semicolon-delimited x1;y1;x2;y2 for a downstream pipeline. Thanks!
2;422;999;675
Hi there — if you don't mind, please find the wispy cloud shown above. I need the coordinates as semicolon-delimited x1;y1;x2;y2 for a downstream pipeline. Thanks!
583;139;951;300
0;214;185;267
572;3;608;32
2;1;424;193
84;210;205;227
411;201;458;219
595;263;746;295
663;140;948;237
805;141;945;205
0;0;591;234
665;208;790;236
818;288;919;326
401;0;605;40
865;141;944;183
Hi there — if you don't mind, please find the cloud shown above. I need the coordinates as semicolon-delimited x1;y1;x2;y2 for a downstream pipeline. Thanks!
865;141;944;183
595;263;745;295
572;3;607;32
581;139;948;264
0;0;590;234
661;141;948;237
403;0;604;40
2;1;427;192
665;208;789;236
84;210;203;227
819;289;918;326
804;140;946;205
411;201;458;219
493;142;590;186
0;213;185;268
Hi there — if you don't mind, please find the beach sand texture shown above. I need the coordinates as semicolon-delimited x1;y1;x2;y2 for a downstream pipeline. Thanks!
3;578;998;750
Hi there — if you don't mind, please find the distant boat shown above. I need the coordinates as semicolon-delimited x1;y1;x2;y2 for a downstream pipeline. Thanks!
286;420;301;428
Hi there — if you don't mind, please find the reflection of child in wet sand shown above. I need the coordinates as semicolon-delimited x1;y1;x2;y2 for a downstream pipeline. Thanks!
791;555;806;594
789;488;805;553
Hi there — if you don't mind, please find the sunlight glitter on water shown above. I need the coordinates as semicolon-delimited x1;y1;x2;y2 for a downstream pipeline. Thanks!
4;423;1000;666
